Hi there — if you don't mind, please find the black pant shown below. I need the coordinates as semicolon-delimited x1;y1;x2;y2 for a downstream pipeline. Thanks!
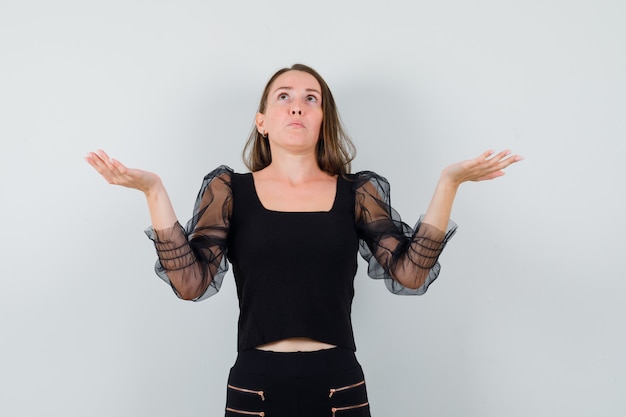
225;347;371;417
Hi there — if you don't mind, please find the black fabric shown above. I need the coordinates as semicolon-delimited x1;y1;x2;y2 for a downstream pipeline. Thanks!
225;347;371;417
145;166;458;351
228;173;359;351
145;166;233;300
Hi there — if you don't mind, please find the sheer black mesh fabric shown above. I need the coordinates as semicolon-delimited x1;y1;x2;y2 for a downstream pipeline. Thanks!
145;166;233;301
353;171;457;295
145;166;457;300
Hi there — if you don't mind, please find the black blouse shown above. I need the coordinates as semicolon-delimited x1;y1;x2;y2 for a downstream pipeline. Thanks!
145;166;457;351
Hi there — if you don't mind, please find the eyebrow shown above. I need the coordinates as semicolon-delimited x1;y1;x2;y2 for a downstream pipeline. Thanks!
272;86;322;95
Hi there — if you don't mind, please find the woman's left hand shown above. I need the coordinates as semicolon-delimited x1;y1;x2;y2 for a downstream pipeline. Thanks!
442;149;523;186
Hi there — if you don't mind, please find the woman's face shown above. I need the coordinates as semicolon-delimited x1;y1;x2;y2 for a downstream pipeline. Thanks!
256;70;323;156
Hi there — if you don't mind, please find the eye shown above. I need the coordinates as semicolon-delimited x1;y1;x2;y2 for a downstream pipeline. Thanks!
306;95;319;103
278;93;289;100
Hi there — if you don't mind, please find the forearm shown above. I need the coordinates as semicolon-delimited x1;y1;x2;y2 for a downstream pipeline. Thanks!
388;174;459;289
148;221;209;300
144;181;209;299
144;178;178;230
144;175;233;300
421;175;459;232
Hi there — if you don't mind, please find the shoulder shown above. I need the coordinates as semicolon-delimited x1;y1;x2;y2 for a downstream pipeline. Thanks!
347;170;391;194
203;165;236;181
201;165;254;186
195;166;239;200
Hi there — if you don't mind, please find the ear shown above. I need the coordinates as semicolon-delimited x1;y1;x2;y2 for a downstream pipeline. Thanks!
255;112;265;136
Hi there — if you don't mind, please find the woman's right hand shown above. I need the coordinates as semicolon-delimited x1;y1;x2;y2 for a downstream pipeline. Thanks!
85;149;162;195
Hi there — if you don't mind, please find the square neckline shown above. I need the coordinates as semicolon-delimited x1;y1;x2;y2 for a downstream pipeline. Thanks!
248;173;341;214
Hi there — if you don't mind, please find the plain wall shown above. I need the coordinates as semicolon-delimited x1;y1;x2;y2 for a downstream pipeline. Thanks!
1;0;625;416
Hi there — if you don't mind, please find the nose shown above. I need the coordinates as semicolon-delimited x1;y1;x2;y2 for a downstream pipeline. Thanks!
290;100;303;115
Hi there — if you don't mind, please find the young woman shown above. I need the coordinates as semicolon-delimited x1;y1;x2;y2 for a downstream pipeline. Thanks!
86;63;521;417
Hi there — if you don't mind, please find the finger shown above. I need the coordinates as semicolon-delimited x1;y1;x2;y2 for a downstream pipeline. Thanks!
86;151;113;175
479;149;495;160
86;159;115;183
90;149;109;165
84;152;97;166
87;152;124;183
96;149;111;161
95;149;114;170
93;149;118;172
99;150;126;176
86;151;103;165
489;170;505;179
476;170;505;182
481;150;510;165
496;153;523;170
109;158;128;174
85;152;109;172
492;149;512;161
483;150;521;172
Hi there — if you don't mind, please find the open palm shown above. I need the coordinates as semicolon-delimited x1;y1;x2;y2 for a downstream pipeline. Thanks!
85;149;160;194
443;150;522;185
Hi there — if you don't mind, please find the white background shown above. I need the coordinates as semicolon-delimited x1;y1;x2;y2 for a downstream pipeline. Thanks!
1;1;625;416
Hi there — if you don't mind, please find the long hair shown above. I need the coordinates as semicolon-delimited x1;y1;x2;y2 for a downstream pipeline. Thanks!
242;64;356;175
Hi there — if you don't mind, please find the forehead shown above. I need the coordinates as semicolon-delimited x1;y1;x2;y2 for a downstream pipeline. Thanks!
269;70;321;92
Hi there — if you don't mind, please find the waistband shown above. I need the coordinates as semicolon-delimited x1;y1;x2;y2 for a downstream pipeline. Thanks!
233;346;359;379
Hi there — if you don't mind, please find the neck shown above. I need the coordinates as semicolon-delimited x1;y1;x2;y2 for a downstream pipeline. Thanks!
264;151;326;184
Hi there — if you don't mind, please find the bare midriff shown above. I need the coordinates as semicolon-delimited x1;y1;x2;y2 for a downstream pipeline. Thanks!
255;337;337;352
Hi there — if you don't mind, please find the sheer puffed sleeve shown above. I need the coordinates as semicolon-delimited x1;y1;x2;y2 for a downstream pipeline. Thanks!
144;166;233;301
354;171;458;295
